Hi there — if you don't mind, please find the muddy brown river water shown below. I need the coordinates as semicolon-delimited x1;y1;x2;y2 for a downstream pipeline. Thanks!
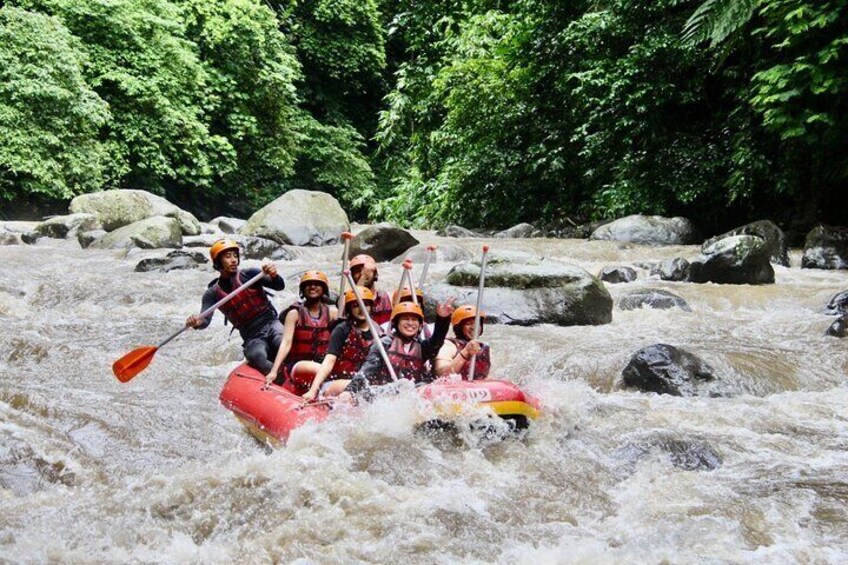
1;228;846;563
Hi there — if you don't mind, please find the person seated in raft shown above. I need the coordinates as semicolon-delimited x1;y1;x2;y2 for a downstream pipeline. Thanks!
264;270;338;388
434;305;490;380
339;298;457;402
300;286;381;402
186;240;285;374
349;254;393;326
379;286;435;338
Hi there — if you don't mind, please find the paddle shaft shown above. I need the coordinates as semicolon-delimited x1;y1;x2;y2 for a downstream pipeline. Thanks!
468;246;489;380
403;264;418;306
345;271;398;382
418;245;436;289
161;270;267;348
337;232;353;312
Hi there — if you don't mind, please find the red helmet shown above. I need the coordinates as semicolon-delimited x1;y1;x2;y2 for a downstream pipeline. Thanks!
299;270;329;296
391;301;424;324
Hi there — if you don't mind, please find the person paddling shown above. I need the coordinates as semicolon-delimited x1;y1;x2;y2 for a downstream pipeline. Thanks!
265;270;338;387
300;286;381;401
186;240;284;374
434;305;490;380
342;298;456;401
349;254;393;325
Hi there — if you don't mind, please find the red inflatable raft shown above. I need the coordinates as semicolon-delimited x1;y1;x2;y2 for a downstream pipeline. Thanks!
219;364;540;446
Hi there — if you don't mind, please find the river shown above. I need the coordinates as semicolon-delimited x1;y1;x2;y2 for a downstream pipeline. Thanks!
1;228;846;563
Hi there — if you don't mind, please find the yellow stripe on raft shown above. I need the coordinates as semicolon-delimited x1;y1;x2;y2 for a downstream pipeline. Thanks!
485;400;539;420
235;415;283;448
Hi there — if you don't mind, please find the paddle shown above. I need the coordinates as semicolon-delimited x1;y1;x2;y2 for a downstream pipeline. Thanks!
336;231;353;313
418;245;437;289
402;260;418;306
467;245;489;381
112;270;267;382
393;260;413;307
344;270;398;382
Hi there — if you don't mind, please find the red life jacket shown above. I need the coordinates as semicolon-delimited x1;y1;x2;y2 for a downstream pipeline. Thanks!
371;336;427;385
447;338;491;380
287;303;331;363
330;323;374;380
215;271;273;330
370;290;393;326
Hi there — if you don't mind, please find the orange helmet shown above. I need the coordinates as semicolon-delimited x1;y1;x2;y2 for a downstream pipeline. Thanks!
349;254;377;270
299;270;329;295
391;301;424;324
210;239;240;266
344;286;375;308
393;286;424;304
451;305;483;335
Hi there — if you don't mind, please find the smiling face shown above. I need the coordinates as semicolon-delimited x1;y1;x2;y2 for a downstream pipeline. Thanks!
217;249;239;276
395;313;422;338
458;319;476;341
301;281;326;300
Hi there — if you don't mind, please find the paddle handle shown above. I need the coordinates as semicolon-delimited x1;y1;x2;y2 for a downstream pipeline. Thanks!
345;271;397;382
163;270;267;348
337;231;353;312
468;245;489;380
403;261;418;306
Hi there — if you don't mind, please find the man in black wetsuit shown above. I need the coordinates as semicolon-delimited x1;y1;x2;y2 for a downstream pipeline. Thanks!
186;239;285;373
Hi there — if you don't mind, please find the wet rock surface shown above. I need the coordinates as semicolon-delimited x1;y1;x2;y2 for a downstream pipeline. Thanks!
688;235;775;285
69;189;200;235
590;215;698;246
349;223;419;262
436;225;483;238
135;250;208;272
621;343;715;396
618;289;691;312
824;290;848;316
703;220;789;267
826;316;847;338
802;224;848;270
241;189;349;246
494;223;537;239
650;258;690;282
599;266;637;284
88;216;183;250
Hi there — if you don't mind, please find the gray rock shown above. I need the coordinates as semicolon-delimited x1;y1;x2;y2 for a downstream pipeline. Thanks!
688;235;775;285
209;216;246;234
617;434;722;472
241;189;349;246
21;231;39;244
240;236;295;261
619;289;691;312
824;290;848;316
69;189;201;235
183;234;222;248
394;243;473;265
703;220;789;267
0;232;22;245
650;258;690;281
32;213;101;240
77;230;108;248
590;214;698;246
802;224;848;270
89;216;182;250
621;344;715;396
349;223;419;262
599;266;637;284
447;257;593;290
494;223;536;239
135;250;206;273
826;316;847;338
437;225;483;238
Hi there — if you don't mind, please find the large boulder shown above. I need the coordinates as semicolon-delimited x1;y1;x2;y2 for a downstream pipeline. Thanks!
88;216;182;250
29;214;101;241
241;189;349;246
589;215;698;246
824;290;848;316
494;223;536;239
619;289;691;312
650;258;690;282
440;257;612;326
702;220;789;267
688;235;775;285
621;344;715;396
802;225;848;270
69;189;200;235
134;250;206;273
209;216;245;235
349;223;419;262
437;225;483;238
598;266;637;284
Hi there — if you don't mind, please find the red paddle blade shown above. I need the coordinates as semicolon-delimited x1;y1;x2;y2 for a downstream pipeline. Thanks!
112;346;158;382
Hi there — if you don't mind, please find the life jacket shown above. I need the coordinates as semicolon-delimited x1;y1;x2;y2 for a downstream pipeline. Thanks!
329;323;375;380
447;338;491;380
370;290;393;326
287;303;331;363
215;271;273;330
370;336;427;386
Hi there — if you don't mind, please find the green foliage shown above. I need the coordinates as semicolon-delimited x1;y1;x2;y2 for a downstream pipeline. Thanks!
682;0;756;47
0;6;110;201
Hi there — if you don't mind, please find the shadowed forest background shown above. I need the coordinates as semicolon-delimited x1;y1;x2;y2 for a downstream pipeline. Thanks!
1;0;846;240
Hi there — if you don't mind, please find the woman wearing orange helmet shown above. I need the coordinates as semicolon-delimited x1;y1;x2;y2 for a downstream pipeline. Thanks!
186;240;285;373
265;270;338;388
299;287;381;401
342;297;457;400
349;254;393;325
380;286;434;338
434;305;490;380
